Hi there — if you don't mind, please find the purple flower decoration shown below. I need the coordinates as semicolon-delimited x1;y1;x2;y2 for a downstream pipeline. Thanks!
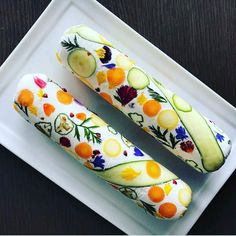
114;85;137;106
96;46;112;64
91;155;105;169
216;133;224;142
175;126;188;140
134;147;144;156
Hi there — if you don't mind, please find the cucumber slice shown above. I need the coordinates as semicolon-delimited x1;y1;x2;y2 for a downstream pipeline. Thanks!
68;48;96;78
93;160;177;187
172;94;192;112
151;78;224;172
67;25;113;47
127;67;150;90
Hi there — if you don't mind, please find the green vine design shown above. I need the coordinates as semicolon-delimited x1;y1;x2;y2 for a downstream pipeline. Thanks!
149;125;180;149
61;35;80;51
119;187;137;200
54;113;101;144
14;101;28;117
147;86;167;103
77;117;101;144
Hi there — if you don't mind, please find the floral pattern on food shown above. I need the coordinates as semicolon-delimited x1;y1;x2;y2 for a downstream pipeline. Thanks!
14;74;192;220
59;25;232;173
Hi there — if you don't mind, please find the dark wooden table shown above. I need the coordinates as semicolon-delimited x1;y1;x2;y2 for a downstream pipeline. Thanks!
0;0;235;234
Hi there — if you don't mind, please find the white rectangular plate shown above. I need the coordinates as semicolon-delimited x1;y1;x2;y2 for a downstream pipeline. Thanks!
0;0;236;234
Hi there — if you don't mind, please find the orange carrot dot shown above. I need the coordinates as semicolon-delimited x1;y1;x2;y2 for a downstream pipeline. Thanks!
100;92;113;104
146;161;161;179
75;142;92;159
143;99;161;117
56;90;73;105
17;89;34;107
43;103;55;117
107;67;125;88
159;202;177;218
76;112;86;121
148;186;165;203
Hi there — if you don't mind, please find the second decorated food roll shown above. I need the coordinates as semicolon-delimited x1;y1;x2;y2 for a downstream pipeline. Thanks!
58;25;232;173
13;73;192;220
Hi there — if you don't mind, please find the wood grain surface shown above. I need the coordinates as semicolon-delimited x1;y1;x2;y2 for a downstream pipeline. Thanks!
0;0;235;234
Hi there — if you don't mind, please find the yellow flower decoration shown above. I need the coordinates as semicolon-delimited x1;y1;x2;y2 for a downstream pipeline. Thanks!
96;71;107;85
164;183;172;195
55;52;62;64
121;167;141;181
37;89;44;101
95;48;106;59
137;93;147;105
28;105;38;116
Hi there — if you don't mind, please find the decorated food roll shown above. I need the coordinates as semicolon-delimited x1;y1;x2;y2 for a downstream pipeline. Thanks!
14;74;192;220
58;25;232;173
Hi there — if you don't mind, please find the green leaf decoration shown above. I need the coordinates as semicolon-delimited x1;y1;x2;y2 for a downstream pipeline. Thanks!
61;35;80;51
54;114;101;144
128;112;144;127
139;200;156;216
14;101;28;117
74;125;80;141
149;125;180;149
169;132;181;149
147;86;167;103
79;117;101;144
119;187;137;200
113;95;122;104
34;122;52;137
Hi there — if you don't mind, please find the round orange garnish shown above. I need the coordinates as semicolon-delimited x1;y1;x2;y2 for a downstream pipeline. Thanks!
148;186;165;203
107;67;125;88
18;89;34;107
143;99;161;117
159;202;177;218
75;142;92;159
76;112;86;120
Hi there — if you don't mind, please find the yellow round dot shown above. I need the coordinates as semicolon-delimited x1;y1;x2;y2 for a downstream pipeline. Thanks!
157;109;179;130
103;138;122;157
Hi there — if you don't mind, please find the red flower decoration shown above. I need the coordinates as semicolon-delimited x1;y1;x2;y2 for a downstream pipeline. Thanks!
180;140;194;153
59;137;71;147
34;76;47;88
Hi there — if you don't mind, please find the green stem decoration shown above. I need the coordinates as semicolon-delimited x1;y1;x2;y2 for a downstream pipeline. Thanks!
149;125;180;149
14;101;28;117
